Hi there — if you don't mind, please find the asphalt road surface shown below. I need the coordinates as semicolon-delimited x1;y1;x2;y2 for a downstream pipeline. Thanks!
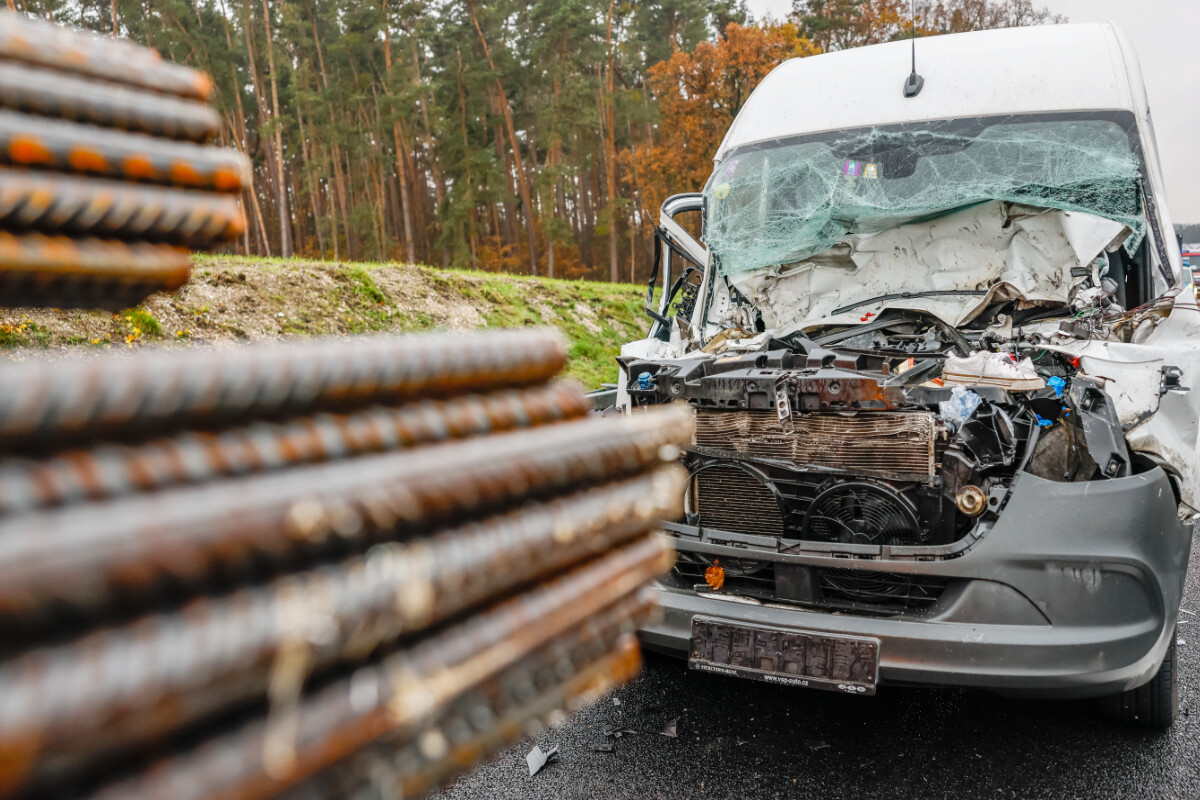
436;547;1200;800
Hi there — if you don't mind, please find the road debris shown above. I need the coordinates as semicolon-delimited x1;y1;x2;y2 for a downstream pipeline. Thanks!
805;740;831;752
526;745;560;777
591;743;615;754
660;718;679;738
603;725;638;739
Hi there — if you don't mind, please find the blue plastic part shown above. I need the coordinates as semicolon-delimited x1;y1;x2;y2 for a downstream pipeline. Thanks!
637;371;654;390
1047;376;1066;398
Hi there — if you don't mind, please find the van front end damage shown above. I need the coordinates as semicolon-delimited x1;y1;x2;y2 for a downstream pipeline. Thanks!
623;25;1197;726
625;284;1197;715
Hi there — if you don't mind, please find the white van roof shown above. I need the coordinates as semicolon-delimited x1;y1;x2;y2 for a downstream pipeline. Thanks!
715;23;1147;161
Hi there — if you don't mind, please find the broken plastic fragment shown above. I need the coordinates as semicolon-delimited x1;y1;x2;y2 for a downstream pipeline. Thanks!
602;725;637;739
660;718;679;738
804;739;830;752
591;743;615;753
526;744;559;777
1047;376;1066;398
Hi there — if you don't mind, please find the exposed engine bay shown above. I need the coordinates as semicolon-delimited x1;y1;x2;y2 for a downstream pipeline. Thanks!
622;201;1200;614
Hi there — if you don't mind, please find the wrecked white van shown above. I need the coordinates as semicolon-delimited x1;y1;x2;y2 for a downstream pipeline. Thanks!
624;23;1196;726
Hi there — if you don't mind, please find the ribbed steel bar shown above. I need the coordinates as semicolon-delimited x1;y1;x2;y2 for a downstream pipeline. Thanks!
0;381;591;514
0;63;221;143
86;536;669;800
0;467;683;786
0;110;250;192
0;11;215;101
296;634;645;800
0;168;244;248
0;231;191;310
0;407;692;621
0;329;568;447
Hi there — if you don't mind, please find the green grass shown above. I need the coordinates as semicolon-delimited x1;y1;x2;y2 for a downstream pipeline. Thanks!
122;308;163;339
194;255;649;388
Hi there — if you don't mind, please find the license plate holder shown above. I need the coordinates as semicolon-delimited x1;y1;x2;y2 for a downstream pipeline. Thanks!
688;617;880;695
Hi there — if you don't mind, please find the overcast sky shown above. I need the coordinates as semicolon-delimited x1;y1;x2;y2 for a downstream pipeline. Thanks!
743;0;1200;224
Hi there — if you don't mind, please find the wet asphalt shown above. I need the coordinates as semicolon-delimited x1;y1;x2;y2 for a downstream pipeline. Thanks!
435;547;1200;800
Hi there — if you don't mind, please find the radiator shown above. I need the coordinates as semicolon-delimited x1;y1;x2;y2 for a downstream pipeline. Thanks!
694;409;937;479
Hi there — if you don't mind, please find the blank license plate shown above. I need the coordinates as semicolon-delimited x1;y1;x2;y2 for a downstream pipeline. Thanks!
688;617;880;695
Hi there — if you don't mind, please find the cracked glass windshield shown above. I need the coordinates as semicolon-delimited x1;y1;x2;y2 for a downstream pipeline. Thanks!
703;115;1145;277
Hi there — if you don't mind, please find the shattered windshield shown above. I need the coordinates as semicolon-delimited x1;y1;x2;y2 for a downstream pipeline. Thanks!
704;114;1145;277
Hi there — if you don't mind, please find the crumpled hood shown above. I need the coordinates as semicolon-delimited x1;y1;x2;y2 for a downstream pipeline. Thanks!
727;200;1128;335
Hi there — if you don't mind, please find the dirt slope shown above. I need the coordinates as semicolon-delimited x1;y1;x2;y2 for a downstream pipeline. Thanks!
0;255;650;388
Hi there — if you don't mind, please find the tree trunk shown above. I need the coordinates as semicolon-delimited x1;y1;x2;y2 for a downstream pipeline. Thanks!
456;48;478;269
260;0;292;257
464;0;538;275
604;0;619;282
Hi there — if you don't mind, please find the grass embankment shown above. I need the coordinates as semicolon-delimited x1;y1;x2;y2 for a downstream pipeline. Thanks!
0;255;650;388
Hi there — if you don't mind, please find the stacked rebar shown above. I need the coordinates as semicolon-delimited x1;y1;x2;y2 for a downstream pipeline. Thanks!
0;12;247;309
0;328;690;799
0;17;687;800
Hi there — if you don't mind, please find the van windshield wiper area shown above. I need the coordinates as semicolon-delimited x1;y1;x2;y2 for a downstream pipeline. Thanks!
832;290;990;315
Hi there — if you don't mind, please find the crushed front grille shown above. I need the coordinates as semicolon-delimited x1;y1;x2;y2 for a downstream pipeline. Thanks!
694;410;937;478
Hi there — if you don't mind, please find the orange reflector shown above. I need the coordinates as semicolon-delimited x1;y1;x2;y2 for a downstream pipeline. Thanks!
704;559;724;591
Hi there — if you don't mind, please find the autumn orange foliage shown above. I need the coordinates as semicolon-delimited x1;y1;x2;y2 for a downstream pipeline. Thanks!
621;23;820;219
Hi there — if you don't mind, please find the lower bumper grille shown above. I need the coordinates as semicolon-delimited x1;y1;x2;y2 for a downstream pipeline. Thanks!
671;553;948;613
817;567;948;610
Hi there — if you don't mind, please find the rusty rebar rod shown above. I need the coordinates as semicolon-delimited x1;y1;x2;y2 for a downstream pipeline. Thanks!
0;63;221;143
0;110;250;192
0;381;591;514
293;633;645;800
85;537;669;800
0;168;245;248
0;329;568;448
0;407;691;621
0;467;683;784
0;231;192;310
0;11;215;101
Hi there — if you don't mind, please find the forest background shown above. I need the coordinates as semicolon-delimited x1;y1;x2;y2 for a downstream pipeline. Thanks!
7;0;1064;283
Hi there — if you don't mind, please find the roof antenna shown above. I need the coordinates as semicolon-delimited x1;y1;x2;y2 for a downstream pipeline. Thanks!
903;0;924;97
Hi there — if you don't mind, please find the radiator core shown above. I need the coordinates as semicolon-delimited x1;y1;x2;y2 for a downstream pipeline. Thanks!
693;409;937;478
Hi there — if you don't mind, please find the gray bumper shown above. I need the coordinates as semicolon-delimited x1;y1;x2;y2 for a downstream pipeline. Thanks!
640;468;1193;699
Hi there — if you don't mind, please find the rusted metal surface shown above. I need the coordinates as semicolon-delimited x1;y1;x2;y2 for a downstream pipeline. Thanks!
0;381;591;514
0;467;683;786
694;408;938;478
84;539;670;800
0;168;245;248
0;329;568;448
0;110;250;192
0;16;684;800
287;633;645;800
0;11;214;101
0;62;221;142
0;231;192;310
0;406;691;623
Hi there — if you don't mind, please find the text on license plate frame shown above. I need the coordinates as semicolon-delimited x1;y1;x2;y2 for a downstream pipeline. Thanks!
688;617;880;696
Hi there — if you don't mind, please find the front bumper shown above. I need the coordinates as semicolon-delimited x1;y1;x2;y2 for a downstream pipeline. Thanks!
640;468;1193;699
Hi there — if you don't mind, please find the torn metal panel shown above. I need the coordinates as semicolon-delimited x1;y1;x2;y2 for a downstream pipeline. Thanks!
728;202;1125;335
